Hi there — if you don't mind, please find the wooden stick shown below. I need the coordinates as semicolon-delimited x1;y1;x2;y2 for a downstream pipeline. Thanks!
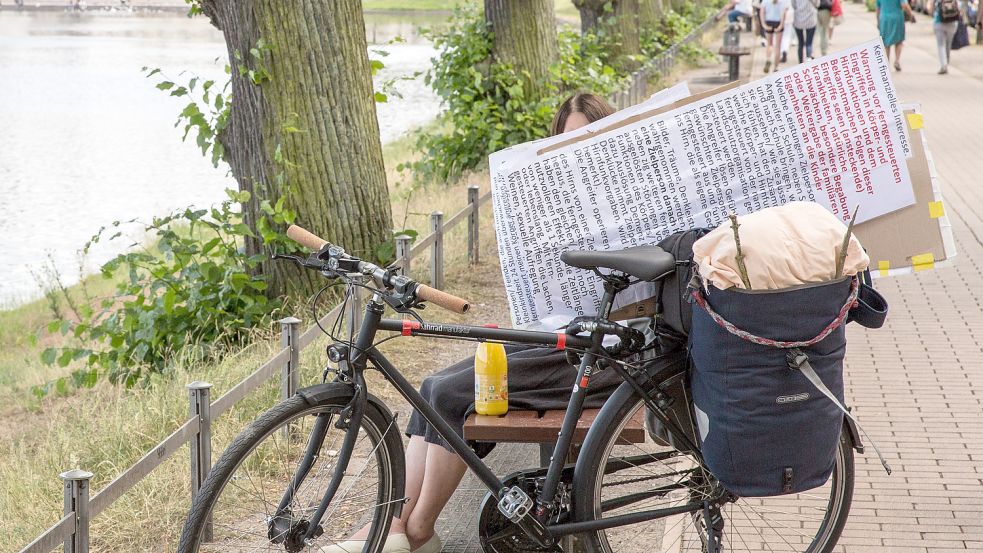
728;214;752;289
835;206;860;279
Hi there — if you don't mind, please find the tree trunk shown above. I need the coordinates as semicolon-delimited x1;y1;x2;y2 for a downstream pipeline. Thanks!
573;0;608;34
484;0;559;98
610;0;642;70
199;0;392;300
639;0;664;30
669;0;687;13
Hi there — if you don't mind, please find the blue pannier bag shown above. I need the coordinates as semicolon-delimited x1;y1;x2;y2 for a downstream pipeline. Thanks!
688;275;889;497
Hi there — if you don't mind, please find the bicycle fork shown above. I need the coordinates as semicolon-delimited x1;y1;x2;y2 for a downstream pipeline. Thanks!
268;370;370;547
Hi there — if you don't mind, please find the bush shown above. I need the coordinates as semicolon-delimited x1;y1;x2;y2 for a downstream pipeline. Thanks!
406;5;628;183
409;3;721;183
38;190;290;390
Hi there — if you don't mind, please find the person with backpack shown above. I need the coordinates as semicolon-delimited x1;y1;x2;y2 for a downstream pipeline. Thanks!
792;0;821;62
928;0;962;74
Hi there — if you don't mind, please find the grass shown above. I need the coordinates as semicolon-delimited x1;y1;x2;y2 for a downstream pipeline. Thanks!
0;121;506;551
0;11;727;546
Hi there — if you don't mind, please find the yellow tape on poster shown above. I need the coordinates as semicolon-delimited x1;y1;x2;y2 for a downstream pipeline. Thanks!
928;201;945;219
907;113;924;130
911;253;935;272
878;260;890;277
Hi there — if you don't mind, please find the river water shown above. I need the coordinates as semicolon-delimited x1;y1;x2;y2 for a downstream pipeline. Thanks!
0;10;443;306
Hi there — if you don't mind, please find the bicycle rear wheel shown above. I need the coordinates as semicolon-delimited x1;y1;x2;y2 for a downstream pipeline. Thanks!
575;371;854;553
178;388;405;553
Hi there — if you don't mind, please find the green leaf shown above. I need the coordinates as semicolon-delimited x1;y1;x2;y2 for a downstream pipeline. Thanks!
156;81;175;90
41;348;57;365
374;91;388;103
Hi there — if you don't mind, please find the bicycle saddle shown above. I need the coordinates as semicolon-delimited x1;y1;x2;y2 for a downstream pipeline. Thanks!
561;245;677;281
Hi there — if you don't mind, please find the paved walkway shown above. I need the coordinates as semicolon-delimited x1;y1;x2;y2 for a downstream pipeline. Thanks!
829;3;983;552
437;6;983;552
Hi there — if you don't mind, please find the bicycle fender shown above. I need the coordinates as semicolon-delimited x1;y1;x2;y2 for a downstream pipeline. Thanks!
843;415;864;454
294;382;407;518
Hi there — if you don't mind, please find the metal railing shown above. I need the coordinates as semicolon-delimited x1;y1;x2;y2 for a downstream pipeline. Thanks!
18;184;491;553
609;14;720;109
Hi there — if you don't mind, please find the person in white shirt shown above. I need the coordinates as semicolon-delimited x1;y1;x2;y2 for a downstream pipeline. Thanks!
760;0;791;72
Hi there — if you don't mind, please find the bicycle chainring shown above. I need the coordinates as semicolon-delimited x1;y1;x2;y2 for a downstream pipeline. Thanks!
477;473;564;553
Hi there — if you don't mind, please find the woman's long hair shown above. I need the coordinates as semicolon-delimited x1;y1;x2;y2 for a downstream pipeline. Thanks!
550;93;616;136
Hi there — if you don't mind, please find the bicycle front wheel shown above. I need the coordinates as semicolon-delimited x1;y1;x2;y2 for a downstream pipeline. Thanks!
575;372;854;553
178;389;405;553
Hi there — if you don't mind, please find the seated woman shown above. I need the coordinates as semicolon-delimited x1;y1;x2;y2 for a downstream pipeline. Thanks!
327;93;624;553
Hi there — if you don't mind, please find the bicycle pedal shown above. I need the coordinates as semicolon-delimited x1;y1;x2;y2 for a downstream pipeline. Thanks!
497;486;534;522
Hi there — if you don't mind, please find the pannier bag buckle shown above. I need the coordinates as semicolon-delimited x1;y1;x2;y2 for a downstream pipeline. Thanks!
785;348;809;370
782;467;794;494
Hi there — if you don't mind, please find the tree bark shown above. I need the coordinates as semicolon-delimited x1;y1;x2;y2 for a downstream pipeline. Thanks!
639;0;664;30
199;0;393;300
573;0;608;34
572;0;641;70
484;0;558;98
610;0;642;70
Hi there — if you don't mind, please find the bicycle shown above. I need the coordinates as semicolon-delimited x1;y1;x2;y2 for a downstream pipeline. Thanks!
177;224;859;553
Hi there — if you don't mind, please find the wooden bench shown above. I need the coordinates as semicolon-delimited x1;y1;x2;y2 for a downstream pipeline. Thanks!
463;408;647;465
718;46;751;82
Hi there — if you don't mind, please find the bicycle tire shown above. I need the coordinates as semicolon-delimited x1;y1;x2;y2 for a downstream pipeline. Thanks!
573;370;855;553
177;391;405;553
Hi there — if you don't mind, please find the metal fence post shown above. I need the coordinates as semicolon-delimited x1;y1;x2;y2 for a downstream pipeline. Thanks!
187;381;213;542
60;469;92;553
430;211;444;289
467;185;480;265
279;317;301;402
395;234;413;275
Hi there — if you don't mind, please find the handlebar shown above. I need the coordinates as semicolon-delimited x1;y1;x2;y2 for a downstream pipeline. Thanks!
285;224;471;314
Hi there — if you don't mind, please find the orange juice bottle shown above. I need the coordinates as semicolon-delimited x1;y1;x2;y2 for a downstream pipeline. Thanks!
474;341;508;416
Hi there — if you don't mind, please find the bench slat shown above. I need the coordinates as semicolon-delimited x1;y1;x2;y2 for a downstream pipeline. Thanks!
464;409;646;444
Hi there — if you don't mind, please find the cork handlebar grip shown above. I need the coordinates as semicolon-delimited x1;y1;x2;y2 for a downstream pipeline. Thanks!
416;284;470;314
286;225;328;251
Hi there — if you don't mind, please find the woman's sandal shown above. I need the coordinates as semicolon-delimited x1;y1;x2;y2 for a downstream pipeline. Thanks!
894;61;901;72
321;534;412;553
320;533;441;553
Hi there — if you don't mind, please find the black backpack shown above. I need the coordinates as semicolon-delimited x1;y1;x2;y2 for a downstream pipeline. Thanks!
939;0;960;22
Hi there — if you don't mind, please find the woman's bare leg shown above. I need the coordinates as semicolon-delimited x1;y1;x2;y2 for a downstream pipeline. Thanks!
404;443;468;549
347;435;429;539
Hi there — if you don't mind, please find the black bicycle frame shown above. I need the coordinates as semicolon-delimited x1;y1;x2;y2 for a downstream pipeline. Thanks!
290;286;714;545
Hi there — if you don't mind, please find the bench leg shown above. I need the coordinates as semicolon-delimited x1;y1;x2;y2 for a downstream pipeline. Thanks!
728;56;740;81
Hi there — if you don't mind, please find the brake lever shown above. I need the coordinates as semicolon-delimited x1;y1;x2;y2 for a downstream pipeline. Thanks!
272;253;328;270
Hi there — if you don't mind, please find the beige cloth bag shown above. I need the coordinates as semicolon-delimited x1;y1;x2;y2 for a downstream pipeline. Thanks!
693;202;870;290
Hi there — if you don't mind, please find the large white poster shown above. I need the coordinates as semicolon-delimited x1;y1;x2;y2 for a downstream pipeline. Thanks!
491;40;914;328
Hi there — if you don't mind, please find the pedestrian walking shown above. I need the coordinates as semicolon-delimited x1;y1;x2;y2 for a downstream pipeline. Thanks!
830;0;844;40
817;0;833;55
928;0;961;74
877;0;915;71
792;0;820;62
781;3;795;62
760;0;792;72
